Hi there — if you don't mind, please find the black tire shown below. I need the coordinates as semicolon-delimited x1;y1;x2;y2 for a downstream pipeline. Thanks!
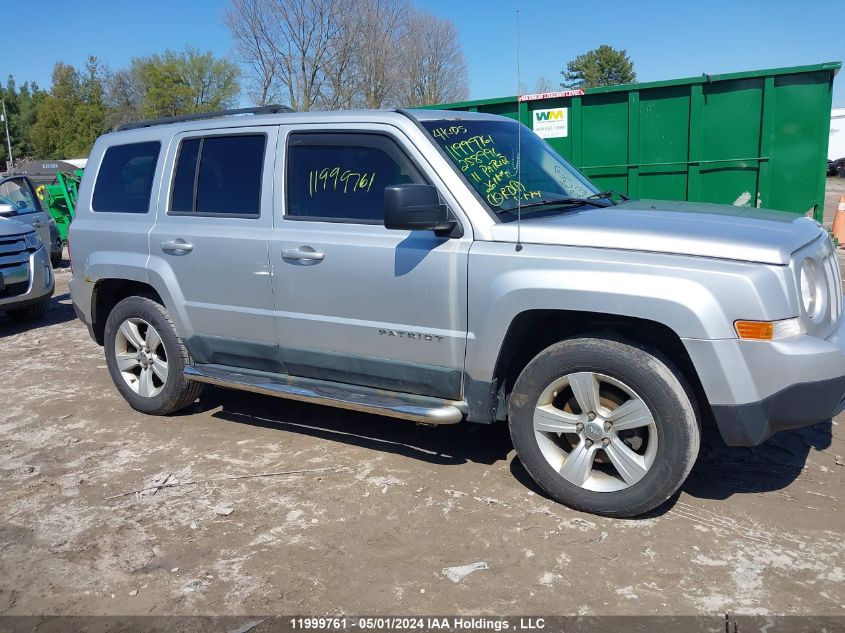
50;250;62;268
6;298;49;322
508;337;700;517
103;295;203;415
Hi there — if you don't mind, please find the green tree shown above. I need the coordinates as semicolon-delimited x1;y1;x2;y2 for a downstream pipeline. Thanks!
561;45;636;89
30;57;107;158
1;76;47;167
131;48;240;118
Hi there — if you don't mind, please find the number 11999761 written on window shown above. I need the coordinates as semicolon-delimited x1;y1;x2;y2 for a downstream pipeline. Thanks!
287;134;422;222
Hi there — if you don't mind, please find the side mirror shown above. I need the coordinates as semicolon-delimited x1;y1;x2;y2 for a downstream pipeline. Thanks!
384;184;460;237
0;203;15;216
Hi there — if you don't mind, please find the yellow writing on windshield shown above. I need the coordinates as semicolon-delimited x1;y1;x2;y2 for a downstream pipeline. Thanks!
431;125;467;140
486;181;542;207
438;129;541;208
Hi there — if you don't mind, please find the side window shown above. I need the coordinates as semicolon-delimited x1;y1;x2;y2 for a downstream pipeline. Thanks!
92;141;160;213
170;134;266;217
0;178;38;214
286;133;424;223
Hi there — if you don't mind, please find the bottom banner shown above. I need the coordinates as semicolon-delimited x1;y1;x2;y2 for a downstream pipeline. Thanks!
0;616;842;633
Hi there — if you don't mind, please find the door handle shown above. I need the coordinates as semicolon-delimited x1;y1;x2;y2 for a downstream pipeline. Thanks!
282;248;325;262
161;239;194;253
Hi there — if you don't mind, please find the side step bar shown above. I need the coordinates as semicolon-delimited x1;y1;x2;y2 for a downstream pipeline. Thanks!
185;365;465;425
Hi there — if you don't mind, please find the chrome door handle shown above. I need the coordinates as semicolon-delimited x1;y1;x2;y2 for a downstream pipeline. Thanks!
282;248;325;262
161;239;194;253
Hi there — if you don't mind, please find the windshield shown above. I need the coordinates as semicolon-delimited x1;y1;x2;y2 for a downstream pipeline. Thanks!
421;118;599;221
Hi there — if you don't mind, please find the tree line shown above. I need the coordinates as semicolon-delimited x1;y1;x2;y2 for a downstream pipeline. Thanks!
1;0;467;169
1;50;241;169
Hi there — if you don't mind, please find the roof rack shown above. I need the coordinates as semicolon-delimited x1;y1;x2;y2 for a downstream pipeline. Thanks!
115;104;294;132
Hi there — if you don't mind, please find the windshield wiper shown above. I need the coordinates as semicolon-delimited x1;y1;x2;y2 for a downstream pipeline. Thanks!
496;197;607;215
586;190;629;202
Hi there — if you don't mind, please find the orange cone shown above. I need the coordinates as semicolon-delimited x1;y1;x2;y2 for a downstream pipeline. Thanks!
833;195;845;246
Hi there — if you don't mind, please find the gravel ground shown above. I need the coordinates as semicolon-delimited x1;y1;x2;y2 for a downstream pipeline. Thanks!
1;220;844;616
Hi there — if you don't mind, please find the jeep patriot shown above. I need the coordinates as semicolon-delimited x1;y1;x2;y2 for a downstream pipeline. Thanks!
69;107;845;516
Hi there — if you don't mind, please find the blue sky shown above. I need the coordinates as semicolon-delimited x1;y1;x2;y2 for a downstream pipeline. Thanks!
3;0;843;106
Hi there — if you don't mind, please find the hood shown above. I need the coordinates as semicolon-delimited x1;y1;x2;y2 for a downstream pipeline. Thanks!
0;216;34;238
488;199;823;265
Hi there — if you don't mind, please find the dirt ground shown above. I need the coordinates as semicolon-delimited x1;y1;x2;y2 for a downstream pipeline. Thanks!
2;192;845;616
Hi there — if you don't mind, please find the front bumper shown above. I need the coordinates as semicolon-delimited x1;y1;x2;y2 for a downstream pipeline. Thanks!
0;246;54;310
685;315;845;446
710;376;845;446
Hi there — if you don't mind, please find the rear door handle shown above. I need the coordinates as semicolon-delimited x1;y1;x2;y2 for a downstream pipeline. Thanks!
282;248;325;262
161;239;194;253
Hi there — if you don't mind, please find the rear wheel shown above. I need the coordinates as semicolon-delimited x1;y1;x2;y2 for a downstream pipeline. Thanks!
508;337;699;517
104;295;203;415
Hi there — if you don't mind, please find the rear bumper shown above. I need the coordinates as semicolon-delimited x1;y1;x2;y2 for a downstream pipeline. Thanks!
69;275;97;341
685;313;845;447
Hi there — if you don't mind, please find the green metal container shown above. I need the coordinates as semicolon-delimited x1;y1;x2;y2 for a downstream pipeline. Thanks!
35;169;82;243
423;62;841;222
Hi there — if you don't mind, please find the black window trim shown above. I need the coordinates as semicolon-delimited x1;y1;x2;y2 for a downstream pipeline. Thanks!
91;140;162;214
284;130;448;227
167;131;268;219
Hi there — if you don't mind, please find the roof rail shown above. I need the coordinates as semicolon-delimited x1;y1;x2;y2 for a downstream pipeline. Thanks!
115;104;294;132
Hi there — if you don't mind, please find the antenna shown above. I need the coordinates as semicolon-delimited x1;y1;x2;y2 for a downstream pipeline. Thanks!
515;9;523;252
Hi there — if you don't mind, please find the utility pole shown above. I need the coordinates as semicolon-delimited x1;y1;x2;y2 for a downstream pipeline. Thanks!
1;99;12;173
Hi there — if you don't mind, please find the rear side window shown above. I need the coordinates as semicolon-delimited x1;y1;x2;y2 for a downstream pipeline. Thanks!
170;134;266;217
92;141;160;213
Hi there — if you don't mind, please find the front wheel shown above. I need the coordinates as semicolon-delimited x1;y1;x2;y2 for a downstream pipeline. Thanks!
104;295;203;415
508;337;700;517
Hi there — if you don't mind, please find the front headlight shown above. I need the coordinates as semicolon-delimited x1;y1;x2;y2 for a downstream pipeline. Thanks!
24;232;42;251
799;257;821;319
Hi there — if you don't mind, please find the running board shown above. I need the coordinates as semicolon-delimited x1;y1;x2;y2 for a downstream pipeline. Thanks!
184;365;465;425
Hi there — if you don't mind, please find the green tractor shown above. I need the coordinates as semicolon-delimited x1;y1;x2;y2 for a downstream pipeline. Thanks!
35;168;82;244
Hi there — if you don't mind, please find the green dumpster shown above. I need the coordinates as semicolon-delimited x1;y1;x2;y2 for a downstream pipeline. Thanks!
422;62;840;222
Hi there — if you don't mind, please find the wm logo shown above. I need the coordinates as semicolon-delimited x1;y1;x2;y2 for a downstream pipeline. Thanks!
535;110;565;122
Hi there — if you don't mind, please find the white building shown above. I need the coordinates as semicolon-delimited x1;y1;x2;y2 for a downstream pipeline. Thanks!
831;108;845;160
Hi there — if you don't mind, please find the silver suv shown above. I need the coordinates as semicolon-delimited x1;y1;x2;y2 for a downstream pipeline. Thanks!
69;107;845;517
0;175;55;321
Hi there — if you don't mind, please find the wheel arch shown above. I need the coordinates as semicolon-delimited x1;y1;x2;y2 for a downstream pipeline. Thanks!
91;278;164;344
474;309;710;426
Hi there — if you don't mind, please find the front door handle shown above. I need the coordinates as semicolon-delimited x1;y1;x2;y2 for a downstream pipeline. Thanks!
161;239;194;253
282;248;325;262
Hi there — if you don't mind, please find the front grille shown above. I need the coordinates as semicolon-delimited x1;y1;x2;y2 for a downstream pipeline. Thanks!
0;234;31;299
0;280;28;299
823;244;843;326
0;235;26;255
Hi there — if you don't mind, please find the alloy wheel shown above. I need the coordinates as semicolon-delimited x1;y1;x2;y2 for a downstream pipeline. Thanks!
113;318;169;398
533;371;658;493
